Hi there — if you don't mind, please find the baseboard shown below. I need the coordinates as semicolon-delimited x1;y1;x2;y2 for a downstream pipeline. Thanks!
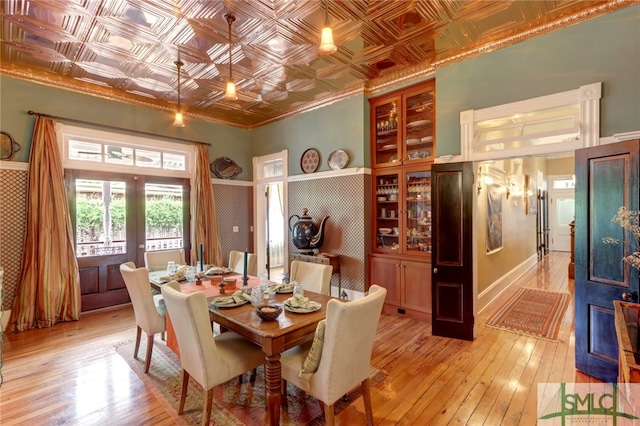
477;254;538;314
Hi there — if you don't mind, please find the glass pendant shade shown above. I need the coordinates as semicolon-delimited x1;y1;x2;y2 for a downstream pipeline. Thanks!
318;26;336;54
225;79;238;100
173;111;185;127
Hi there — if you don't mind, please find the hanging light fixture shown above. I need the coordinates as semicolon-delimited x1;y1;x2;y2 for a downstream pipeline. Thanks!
173;58;185;127
318;0;336;54
224;13;238;101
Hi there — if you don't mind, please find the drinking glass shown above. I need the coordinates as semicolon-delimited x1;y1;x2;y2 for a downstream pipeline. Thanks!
251;287;263;307
185;266;196;282
166;261;176;275
293;282;304;298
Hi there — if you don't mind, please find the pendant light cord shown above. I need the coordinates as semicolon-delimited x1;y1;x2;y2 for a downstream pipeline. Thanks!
226;13;236;80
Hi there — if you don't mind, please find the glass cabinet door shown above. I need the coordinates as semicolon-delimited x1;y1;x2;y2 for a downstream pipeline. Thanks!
374;170;401;252
373;96;401;166
404;87;434;163
404;169;432;254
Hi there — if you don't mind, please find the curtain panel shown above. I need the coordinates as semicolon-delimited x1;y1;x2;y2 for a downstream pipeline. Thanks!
9;117;81;331
193;144;222;267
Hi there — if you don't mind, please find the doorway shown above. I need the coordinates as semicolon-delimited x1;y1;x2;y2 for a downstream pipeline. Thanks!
66;170;190;311
548;174;575;252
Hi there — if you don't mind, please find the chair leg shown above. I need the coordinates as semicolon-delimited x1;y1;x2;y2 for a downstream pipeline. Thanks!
202;388;214;426
133;326;142;359
178;370;189;415
281;379;288;408
250;368;257;382
144;333;154;373
323;402;335;426
362;378;374;426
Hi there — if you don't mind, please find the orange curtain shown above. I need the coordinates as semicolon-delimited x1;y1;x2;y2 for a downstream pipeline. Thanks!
193;144;222;267
9;117;81;331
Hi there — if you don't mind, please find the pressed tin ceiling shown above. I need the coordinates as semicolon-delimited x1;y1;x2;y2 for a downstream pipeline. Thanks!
1;0;635;129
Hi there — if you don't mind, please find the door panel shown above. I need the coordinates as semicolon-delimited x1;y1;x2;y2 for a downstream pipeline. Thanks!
575;139;639;382
370;256;400;306
432;162;475;340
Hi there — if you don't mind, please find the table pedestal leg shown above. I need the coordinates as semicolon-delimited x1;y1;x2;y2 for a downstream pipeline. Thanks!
265;353;282;425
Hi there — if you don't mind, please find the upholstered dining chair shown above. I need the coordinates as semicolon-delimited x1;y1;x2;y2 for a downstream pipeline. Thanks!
161;281;265;426
119;262;167;373
279;284;387;426
289;260;333;295
144;248;186;271
228;250;257;276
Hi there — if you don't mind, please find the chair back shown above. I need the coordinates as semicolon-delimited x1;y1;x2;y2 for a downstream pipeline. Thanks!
161;282;223;390
289;260;332;295
314;285;386;403
119;262;165;335
144;249;185;271
229;250;257;276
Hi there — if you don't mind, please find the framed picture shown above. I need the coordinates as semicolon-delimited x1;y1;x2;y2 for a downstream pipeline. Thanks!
525;175;537;215
486;183;503;254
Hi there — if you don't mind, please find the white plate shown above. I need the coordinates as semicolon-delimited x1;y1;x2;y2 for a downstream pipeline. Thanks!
407;120;431;127
284;304;321;313
327;149;349;170
211;299;249;308
420;136;433;143
382;144;397;149
406;138;420;145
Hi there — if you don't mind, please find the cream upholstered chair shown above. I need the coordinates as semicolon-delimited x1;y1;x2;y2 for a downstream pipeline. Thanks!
280;285;387;426
161;281;265;426
289;260;332;295
119;262;167;373
228;250;257;276
144;248;185;271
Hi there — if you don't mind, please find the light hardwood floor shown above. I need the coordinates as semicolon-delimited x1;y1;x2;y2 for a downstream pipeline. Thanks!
0;252;598;425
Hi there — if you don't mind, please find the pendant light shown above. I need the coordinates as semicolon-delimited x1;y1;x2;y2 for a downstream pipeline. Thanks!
318;0;336;54
224;13;238;101
173;58;185;127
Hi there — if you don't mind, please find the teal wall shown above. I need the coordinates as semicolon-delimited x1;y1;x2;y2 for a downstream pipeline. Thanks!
250;95;369;174
435;4;640;156
0;76;253;179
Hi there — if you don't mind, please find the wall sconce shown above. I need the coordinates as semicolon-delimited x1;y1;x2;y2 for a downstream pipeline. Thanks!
477;167;494;195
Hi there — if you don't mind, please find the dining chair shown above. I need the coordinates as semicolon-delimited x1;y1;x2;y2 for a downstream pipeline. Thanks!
161;281;265;426
119;262;167;373
279;284;387;426
144;248;185;271
228;250;257;276
289;260;332;295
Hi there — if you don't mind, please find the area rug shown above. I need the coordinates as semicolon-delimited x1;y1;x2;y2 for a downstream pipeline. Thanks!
485;287;570;340
115;339;387;425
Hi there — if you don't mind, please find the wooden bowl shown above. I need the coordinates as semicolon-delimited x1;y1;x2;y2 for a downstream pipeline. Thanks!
255;304;283;321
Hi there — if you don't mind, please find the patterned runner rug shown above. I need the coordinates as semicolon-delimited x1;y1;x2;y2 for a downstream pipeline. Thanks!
115;339;386;425
485;287;570;341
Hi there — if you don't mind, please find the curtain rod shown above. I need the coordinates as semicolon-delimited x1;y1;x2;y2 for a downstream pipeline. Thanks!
27;110;211;146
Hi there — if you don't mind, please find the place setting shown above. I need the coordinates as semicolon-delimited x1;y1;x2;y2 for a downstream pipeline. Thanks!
282;284;322;313
210;289;252;308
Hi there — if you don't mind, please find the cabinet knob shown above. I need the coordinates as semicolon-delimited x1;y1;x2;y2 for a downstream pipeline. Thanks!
138;244;145;249
433;268;438;274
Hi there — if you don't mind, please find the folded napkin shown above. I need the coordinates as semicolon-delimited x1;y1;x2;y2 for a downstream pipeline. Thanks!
268;281;296;293
285;294;321;310
212;290;252;305
158;264;188;282
206;266;227;275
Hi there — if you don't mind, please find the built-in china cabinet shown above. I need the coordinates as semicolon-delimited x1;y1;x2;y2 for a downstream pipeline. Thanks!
369;79;435;322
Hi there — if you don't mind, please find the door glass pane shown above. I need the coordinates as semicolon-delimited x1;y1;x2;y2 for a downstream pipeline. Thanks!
75;179;127;257
374;100;399;166
145;183;184;251
375;171;400;251
405;90;434;161
406;170;432;253
556;198;575;227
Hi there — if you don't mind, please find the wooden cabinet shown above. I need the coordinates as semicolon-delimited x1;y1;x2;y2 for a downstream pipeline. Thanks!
370;255;431;322
369;80;435;321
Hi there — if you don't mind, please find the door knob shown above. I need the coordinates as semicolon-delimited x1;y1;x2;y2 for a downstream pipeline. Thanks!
622;291;638;302
433;268;438;274
138;244;145;249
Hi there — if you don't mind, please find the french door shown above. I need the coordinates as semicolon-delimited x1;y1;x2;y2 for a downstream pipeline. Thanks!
65;170;190;311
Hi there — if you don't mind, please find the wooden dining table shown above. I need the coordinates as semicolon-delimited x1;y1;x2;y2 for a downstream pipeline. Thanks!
150;272;334;426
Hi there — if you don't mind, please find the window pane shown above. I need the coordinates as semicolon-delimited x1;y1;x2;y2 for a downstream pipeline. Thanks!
136;149;161;168
69;140;103;162
145;183;184;251
75;179;127;257
556;198;575;227
163;152;186;171
105;145;134;165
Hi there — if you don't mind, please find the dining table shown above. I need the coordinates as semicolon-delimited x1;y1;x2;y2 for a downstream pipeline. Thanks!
149;271;334;426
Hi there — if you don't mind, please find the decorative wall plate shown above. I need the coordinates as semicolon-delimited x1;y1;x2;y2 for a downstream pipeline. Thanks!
210;157;242;179
300;148;320;173
0;131;21;160
328;149;349;170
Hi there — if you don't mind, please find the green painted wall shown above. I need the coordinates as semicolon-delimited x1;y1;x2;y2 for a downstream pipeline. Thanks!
435;4;640;156
0;76;253;179
250;95;369;174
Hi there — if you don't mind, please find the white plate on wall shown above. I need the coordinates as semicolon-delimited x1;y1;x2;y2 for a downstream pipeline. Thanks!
327;149;349;170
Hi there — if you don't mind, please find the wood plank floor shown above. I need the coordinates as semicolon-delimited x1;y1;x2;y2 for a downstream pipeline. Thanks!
0;251;599;425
